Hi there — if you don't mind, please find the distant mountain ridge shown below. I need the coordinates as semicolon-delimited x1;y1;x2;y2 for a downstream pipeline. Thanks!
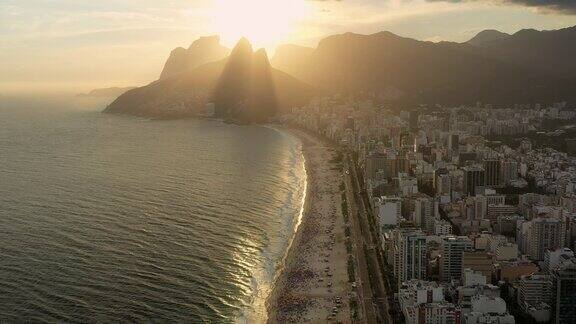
466;30;510;46
106;26;576;119
77;87;136;98
467;26;576;78
271;26;576;105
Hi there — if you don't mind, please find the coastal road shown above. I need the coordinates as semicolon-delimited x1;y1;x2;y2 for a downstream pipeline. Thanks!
344;153;392;324
343;156;377;324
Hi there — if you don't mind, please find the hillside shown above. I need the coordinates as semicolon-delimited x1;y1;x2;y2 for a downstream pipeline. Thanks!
105;39;315;120
159;36;230;80
271;28;576;105
467;26;576;78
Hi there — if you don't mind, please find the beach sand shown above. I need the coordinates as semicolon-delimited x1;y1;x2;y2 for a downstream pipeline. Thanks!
266;129;352;323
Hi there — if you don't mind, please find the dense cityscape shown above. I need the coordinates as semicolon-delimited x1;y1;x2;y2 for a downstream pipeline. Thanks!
282;96;576;324
4;0;576;322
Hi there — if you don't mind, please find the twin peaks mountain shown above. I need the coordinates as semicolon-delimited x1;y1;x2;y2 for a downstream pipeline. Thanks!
106;26;576;120
105;37;314;123
213;38;278;123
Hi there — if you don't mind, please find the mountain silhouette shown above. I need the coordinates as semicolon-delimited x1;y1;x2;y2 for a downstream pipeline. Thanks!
271;27;576;105
105;38;315;121
468;26;576;78
213;39;278;123
159;36;229;80
466;29;510;46
106;26;576;117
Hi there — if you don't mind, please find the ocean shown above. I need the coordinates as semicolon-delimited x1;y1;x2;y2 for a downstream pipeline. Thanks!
0;96;306;323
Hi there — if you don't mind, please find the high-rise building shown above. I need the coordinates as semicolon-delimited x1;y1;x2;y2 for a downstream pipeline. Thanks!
440;236;474;282
413;195;436;233
501;160;518;185
448;133;459;152
551;258;576;323
473;196;488;220
518;274;552;313
523;217;567;261
463;166;485;197
484;159;502;188
395;229;428;289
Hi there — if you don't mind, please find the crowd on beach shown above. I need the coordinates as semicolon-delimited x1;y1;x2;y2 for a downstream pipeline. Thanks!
267;132;351;323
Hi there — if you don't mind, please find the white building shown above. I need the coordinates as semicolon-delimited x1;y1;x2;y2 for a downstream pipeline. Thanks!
458;269;501;314
398;280;444;309
463;295;515;324
374;196;402;227
399;280;461;324
543;247;574;273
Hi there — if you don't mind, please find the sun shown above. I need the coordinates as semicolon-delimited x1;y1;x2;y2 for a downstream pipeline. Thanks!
210;0;309;52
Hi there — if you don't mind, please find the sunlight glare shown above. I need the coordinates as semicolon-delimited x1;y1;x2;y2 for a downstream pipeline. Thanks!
210;0;309;52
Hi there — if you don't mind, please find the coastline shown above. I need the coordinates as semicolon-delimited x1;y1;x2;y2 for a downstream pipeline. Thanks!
266;128;351;323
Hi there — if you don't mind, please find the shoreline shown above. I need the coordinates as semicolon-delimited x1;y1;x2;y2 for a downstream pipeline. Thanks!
266;128;351;323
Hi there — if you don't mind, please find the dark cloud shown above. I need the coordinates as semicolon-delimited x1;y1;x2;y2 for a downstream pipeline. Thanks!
428;0;576;14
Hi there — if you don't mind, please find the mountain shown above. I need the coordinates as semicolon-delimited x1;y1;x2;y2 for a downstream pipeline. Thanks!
77;87;136;98
467;26;576;78
159;36;229;80
271;44;314;81
105;38;315;121
107;27;576;116
271;29;576;105
213;39;279;123
466;30;509;46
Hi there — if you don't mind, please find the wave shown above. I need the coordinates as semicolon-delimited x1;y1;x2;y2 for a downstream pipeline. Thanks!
0;106;308;323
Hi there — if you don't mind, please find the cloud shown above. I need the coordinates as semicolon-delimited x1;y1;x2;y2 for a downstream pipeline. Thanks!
427;0;576;14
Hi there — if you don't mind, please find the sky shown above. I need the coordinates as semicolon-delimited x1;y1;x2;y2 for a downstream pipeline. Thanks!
1;0;575;95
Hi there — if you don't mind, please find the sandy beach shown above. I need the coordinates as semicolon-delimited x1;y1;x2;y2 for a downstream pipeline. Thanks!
266;129;352;323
